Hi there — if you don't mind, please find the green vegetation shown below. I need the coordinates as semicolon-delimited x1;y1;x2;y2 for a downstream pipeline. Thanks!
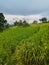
33;20;38;24
0;13;9;31
14;20;29;27
39;17;48;23
0;23;49;65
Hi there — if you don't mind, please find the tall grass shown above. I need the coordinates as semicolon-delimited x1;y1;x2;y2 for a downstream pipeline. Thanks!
0;23;49;65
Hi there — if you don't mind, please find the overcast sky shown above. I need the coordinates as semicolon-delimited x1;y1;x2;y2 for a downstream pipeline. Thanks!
0;0;49;16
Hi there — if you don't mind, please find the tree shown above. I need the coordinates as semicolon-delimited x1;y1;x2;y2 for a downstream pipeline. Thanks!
18;20;23;26
33;20;38;24
23;20;29;27
14;20;29;27
14;21;18;26
6;23;9;28
14;20;23;26
0;13;8;31
39;17;47;23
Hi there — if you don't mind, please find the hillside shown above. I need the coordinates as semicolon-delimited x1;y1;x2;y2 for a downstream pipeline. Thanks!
0;23;49;65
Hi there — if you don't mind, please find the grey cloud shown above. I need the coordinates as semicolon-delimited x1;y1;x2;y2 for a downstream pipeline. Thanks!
0;0;49;16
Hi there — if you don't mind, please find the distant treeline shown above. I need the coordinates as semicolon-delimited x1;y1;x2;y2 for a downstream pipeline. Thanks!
0;13;49;31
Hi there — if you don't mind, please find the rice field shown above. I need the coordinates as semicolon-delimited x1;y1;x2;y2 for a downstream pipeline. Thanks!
0;23;49;65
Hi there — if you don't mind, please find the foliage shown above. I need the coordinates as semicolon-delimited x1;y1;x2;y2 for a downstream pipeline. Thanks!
14;21;19;26
0;13;8;31
18;20;23;26
33;20;38;24
5;23;9;29
22;20;29;27
39;17;47;23
0;23;49;65
14;20;29;27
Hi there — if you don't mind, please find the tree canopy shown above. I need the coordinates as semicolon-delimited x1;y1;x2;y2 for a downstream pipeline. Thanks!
33;20;38;24
39;17;47;23
0;13;8;31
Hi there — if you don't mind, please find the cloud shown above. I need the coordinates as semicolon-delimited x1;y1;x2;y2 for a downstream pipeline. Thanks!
0;0;49;15
4;14;42;24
